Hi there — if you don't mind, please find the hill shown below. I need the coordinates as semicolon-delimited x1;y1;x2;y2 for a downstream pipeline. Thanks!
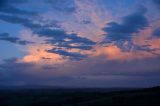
0;86;160;106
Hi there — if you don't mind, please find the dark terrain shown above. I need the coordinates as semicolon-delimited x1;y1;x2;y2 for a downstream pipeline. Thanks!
0;86;160;106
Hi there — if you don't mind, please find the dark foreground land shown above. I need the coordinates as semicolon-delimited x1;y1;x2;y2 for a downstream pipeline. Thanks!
0;87;160;106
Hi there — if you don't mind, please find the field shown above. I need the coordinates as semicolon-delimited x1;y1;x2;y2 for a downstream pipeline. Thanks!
0;87;160;106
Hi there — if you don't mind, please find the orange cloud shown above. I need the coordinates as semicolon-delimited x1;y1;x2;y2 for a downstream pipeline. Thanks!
93;45;155;61
22;44;66;64
92;20;160;61
133;23;160;56
18;29;66;64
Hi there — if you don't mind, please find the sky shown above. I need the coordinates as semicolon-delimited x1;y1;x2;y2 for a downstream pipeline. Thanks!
0;0;160;88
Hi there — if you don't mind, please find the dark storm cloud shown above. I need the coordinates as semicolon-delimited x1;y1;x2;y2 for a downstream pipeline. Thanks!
103;7;148;41
0;33;32;45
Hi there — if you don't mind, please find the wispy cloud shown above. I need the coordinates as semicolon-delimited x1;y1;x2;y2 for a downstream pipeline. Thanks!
0;33;32;45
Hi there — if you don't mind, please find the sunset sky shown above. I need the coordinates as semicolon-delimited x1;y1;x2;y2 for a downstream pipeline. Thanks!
0;0;160;87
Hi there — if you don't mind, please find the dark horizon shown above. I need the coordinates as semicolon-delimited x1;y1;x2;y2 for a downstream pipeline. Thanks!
0;85;160;106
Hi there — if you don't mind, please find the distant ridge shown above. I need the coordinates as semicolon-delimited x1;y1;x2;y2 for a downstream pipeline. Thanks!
0;85;159;92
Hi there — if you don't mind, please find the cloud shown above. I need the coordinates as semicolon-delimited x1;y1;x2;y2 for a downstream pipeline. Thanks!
0;33;32;45
153;28;160;37
35;28;95;60
0;0;159;62
60;0;110;42
0;13;95;61
0;57;160;87
0;0;160;88
44;0;76;13
132;25;160;56
0;10;95;46
0;58;79;86
0;0;35;15
103;7;148;42
95;23;160;61
0;5;35;15
153;0;160;9
47;48;87;60
93;44;157;61
0;58;34;85
0;0;29;4
0;14;39;28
